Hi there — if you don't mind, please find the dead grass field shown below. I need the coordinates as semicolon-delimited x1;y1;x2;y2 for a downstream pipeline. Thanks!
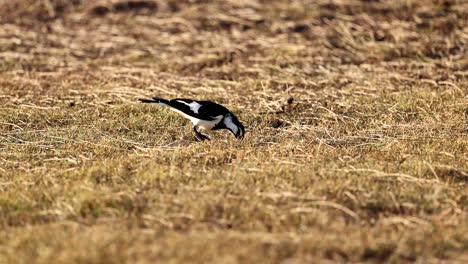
0;0;467;263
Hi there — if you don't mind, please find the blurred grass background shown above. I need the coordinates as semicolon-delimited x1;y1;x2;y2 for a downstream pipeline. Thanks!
0;0;467;263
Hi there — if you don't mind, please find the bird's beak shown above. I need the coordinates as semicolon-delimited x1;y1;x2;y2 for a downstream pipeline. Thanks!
236;126;245;139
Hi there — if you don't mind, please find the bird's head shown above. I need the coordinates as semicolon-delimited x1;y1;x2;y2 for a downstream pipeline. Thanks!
223;113;245;139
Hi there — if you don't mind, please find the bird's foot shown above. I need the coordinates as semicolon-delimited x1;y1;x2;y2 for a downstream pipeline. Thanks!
193;126;210;141
195;133;210;141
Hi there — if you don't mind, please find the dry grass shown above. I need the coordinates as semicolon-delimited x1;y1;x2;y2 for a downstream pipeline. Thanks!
0;0;467;263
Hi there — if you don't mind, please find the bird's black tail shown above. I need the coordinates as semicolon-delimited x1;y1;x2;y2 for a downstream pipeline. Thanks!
138;97;169;104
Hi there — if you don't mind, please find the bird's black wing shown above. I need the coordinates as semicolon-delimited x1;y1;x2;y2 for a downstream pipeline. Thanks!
166;99;227;121
139;97;230;121
196;101;230;119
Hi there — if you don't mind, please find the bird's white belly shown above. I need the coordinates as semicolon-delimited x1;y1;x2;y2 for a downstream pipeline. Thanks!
192;118;218;130
167;107;222;131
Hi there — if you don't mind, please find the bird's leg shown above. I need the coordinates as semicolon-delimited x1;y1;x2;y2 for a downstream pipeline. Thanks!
193;126;210;141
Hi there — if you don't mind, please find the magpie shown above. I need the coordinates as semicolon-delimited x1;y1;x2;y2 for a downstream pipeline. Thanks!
138;97;245;140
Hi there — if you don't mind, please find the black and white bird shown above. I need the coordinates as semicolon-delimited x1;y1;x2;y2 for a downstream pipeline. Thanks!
138;97;245;140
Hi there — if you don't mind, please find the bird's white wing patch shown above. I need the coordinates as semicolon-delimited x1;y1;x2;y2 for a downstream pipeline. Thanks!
175;100;202;114
223;115;238;135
